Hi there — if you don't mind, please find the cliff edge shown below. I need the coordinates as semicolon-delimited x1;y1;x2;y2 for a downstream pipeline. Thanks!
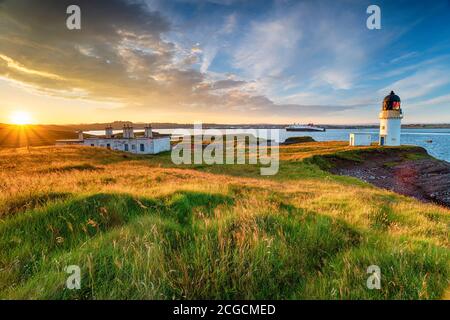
308;146;450;208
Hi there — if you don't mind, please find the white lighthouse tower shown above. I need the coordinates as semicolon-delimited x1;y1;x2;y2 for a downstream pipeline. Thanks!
379;91;403;146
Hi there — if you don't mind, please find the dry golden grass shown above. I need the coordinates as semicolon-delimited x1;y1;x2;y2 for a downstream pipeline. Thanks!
0;144;448;299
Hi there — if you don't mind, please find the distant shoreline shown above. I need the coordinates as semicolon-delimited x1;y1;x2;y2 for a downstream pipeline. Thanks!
27;123;450;131
2;122;450;131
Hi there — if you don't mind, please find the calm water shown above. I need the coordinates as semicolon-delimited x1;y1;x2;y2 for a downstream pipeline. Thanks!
87;128;450;163
283;128;450;163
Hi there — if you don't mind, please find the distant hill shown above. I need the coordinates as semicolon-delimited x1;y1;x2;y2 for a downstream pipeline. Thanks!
0;124;78;148
65;122;450;131
64;121;288;130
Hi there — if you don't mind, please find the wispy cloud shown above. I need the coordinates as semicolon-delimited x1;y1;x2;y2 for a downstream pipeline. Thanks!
232;15;302;79
379;68;450;100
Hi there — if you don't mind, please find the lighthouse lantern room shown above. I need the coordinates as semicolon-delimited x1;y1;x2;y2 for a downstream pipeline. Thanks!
379;91;403;146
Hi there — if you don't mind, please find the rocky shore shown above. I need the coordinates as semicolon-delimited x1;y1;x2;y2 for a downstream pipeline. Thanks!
324;147;450;208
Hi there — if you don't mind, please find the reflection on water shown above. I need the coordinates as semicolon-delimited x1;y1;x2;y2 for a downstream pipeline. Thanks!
86;128;450;163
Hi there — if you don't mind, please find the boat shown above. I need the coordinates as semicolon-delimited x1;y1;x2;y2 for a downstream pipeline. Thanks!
285;123;326;132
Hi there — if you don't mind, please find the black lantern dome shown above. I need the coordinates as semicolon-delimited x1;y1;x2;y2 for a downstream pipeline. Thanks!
382;91;401;111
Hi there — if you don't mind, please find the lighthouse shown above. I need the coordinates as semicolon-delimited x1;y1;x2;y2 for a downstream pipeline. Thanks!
379;91;403;146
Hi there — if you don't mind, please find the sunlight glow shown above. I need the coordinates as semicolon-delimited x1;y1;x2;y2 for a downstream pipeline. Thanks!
9;111;32;125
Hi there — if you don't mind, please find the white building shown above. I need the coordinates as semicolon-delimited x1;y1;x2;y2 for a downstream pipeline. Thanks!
349;133;371;146
379;91;403;146
56;124;171;154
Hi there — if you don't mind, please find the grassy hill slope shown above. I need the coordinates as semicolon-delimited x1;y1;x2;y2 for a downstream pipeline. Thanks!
0;124;79;148
0;142;448;299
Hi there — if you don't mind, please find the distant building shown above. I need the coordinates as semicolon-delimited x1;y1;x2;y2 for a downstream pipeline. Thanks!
379;91;403;146
349;133;371;146
56;124;171;154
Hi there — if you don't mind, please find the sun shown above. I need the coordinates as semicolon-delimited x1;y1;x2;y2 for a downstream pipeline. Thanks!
9;111;32;125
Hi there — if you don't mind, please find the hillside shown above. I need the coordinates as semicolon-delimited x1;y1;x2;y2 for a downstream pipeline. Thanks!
0;124;78;148
0;142;448;299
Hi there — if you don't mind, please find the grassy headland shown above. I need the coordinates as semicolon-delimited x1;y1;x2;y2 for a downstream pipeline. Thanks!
0;124;95;148
0;141;448;299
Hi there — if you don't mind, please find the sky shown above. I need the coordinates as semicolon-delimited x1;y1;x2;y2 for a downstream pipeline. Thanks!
1;0;450;125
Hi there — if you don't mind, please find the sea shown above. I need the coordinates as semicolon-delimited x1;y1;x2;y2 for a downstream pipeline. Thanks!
86;128;450;163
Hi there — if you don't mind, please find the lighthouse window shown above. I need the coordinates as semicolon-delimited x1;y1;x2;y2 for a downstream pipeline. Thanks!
140;144;145;152
382;126;385;130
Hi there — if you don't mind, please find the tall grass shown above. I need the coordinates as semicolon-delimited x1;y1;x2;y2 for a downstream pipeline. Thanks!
0;144;448;299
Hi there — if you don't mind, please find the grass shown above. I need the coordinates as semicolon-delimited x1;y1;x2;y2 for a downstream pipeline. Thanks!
0;142;448;299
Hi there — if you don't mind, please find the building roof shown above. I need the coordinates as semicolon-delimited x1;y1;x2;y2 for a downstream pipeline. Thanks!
84;132;171;140
382;91;401;111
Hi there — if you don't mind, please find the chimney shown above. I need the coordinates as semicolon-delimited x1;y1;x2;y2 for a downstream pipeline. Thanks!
128;124;134;138
144;124;153;138
77;130;84;141
123;124;134;138
105;125;113;139
123;125;128;138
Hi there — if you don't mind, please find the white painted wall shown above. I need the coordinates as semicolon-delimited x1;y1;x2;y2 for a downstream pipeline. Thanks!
349;133;371;146
379;118;401;146
83;137;170;154
152;138;171;154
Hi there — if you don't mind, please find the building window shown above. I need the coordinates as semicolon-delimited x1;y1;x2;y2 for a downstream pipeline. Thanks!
382;126;385;130
106;144;111;149
132;144;136;150
91;144;94;147
140;144;145;152
124;144;129;151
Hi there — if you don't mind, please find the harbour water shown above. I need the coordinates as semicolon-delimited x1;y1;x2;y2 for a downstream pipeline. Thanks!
87;128;450;163
282;128;450;163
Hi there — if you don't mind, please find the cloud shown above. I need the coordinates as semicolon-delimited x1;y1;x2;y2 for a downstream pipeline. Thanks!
317;70;353;90
210;79;246;90
0;0;175;99
379;68;450;100
2;0;447;124
406;93;450;110
229;0;370;101
232;15;302;79
0;0;357;122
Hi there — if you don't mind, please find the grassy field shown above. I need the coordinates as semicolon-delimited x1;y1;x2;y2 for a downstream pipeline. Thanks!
0;141;448;299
